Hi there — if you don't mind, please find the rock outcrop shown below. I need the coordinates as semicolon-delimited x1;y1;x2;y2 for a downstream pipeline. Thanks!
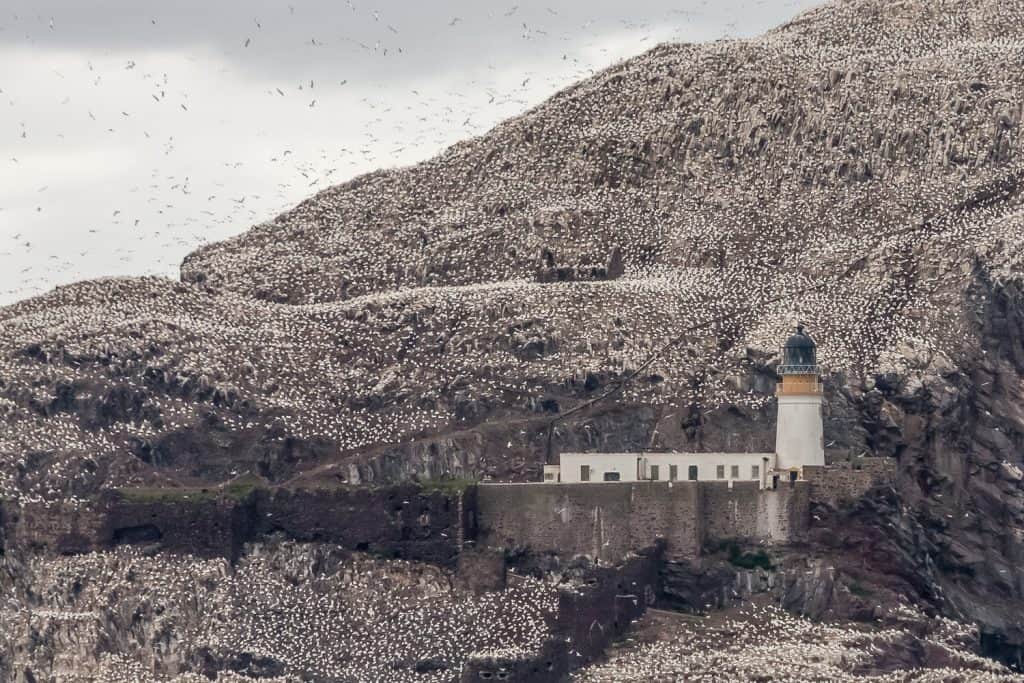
1;0;1024;674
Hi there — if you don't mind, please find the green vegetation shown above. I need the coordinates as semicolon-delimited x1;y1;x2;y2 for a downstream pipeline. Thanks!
220;472;267;500
846;580;874;598
114;487;220;504
417;477;478;496
712;540;775;571
115;478;265;504
728;548;773;571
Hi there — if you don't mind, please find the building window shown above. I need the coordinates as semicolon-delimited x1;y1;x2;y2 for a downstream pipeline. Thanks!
544;472;555;481
751;465;760;480
580;465;590;482
687;465;698;481
669;465;678;481
603;472;620;482
731;465;740;479
716;465;725;480
650;465;660;481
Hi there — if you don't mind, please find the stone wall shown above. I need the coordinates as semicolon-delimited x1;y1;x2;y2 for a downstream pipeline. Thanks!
703;482;762;541
476;481;811;564
0;501;109;555
105;496;247;559
700;481;810;544
6;473;823;568
1;485;470;565
253;486;463;566
476;482;702;564
757;481;810;542
805;458;895;508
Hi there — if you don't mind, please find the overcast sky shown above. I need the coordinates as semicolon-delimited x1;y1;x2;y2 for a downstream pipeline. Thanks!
0;0;822;305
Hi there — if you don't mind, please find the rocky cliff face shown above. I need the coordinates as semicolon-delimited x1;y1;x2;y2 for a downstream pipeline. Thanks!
2;0;1024;673
0;540;558;682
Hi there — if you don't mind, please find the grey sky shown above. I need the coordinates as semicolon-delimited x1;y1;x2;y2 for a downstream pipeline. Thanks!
0;0;822;305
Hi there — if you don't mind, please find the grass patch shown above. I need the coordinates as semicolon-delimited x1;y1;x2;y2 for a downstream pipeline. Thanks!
847;580;874;598
417;477;478;496
114;487;219;504
115;479;265;504
728;548;773;571
713;540;775;571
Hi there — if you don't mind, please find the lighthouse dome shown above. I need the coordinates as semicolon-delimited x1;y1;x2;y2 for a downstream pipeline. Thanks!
780;324;817;373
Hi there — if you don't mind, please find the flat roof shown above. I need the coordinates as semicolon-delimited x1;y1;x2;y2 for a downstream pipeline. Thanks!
560;452;774;458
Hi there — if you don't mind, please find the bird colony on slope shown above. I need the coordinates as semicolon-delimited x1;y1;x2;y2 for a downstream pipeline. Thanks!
573;603;1020;682
1;0;1024;507
0;542;558;682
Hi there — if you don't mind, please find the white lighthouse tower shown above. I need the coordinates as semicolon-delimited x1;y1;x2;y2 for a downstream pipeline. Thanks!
775;325;825;476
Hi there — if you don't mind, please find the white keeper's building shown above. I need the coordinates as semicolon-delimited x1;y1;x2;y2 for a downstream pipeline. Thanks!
543;326;826;489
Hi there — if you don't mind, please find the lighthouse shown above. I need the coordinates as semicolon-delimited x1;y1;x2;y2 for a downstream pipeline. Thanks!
775;325;825;475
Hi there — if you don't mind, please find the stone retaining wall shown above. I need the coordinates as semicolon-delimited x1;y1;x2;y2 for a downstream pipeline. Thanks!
702;481;810;543
475;482;703;564
476;480;809;564
804;458;895;507
4;466;850;568
0;485;470;565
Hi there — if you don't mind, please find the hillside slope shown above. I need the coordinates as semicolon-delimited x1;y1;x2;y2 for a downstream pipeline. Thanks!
2;0;1024;666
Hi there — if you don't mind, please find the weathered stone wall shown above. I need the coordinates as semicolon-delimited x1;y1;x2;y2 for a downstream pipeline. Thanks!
476;481;813;563
756;482;810;542
476;482;702;564
701;481;811;544
253;486;463;565
105;496;246;559
0;501;108;555
628;483;704;560
2;486;470;566
6;476;817;568
701;481;810;544
805;458;895;508
703;482;761;541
